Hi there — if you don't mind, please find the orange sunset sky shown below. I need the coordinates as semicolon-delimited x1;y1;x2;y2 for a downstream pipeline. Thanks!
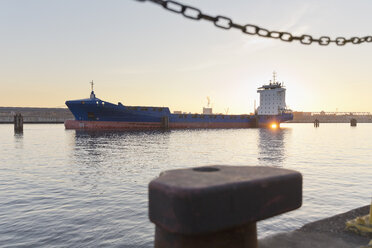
1;0;372;114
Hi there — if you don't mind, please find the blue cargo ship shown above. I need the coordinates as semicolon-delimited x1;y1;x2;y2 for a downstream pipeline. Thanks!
65;75;293;129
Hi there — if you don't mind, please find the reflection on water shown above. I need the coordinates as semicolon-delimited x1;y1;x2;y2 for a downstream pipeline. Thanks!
0;124;371;247
73;130;172;168
258;128;290;166
70;129;172;193
74;129;171;139
13;132;24;149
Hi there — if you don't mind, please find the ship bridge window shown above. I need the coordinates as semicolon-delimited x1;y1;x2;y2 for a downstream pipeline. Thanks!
179;115;183;118
158;108;163;112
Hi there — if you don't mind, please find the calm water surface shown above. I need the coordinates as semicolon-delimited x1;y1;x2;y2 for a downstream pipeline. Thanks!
0;123;371;247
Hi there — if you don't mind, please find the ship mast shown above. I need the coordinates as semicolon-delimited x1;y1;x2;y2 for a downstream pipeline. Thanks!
90;80;96;99
273;71;277;84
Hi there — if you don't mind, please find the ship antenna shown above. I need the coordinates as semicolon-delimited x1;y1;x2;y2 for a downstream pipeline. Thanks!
89;80;96;99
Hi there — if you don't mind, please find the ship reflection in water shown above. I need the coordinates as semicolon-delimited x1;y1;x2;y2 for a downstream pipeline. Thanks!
258;127;290;165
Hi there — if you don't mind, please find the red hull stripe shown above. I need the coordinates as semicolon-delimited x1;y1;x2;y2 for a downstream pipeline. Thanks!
64;120;265;130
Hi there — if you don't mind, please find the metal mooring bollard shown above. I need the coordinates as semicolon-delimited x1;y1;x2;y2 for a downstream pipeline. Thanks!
149;165;302;248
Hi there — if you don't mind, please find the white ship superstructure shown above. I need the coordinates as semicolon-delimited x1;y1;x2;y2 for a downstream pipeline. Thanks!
202;97;213;115
257;72;287;115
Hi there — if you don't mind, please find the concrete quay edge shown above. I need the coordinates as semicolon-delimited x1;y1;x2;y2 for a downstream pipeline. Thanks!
259;205;371;248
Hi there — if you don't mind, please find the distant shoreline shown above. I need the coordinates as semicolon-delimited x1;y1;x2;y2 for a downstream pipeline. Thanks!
288;120;372;123
0;106;73;123
0;121;66;124
1;107;372;123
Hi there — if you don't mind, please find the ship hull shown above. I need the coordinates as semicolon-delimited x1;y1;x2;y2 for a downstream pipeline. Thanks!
64;120;163;130
64;97;293;130
64;120;258;130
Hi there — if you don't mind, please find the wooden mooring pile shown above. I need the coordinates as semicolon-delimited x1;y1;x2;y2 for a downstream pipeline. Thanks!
313;118;358;127
14;114;23;133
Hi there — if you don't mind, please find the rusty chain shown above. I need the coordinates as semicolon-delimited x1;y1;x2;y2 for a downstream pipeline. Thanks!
135;0;372;46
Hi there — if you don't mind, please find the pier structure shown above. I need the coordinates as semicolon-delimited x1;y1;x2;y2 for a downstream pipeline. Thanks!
291;111;372;123
0;107;72;123
260;205;371;248
149;165;302;248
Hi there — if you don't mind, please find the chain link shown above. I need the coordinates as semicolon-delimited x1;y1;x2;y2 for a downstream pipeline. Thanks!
136;0;372;46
